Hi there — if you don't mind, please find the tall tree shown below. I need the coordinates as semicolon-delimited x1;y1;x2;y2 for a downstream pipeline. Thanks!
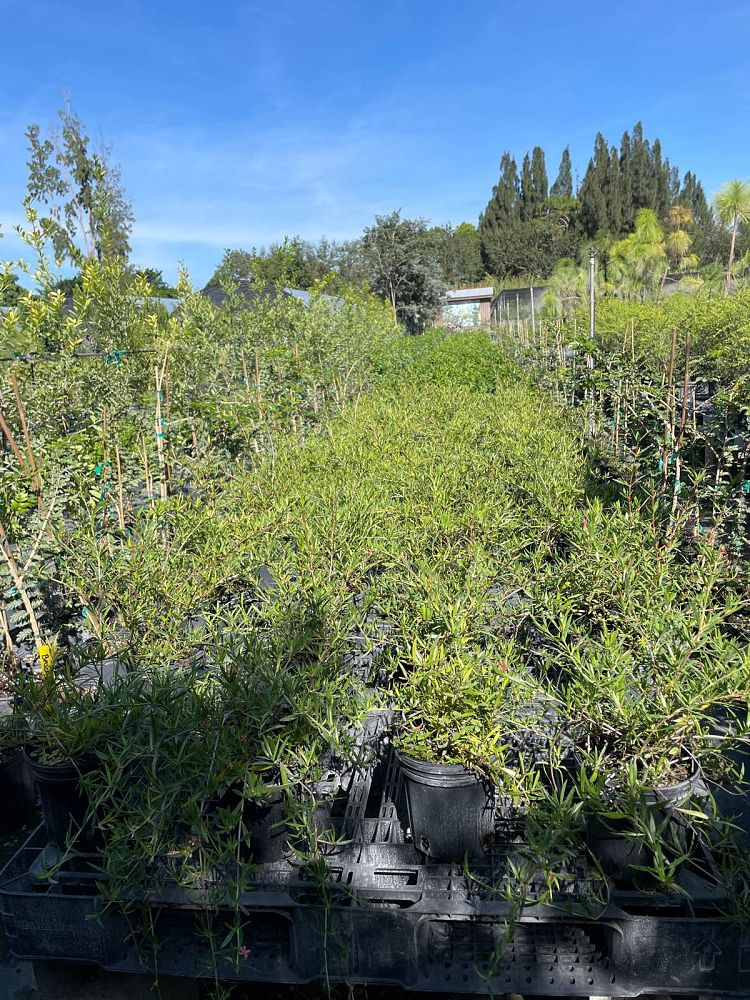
629;122;657;215
619;129;634;230
428;223;483;286
529;146;549;213
713;179;750;291
480;153;519;234
578;133;611;237
26;105;133;264
519;153;534;222
361;211;446;330
550;148;573;198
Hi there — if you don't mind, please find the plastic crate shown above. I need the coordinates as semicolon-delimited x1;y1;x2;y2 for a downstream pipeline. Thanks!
2;710;749;995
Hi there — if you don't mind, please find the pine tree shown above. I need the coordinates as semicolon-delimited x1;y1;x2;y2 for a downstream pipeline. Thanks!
550;148;573;198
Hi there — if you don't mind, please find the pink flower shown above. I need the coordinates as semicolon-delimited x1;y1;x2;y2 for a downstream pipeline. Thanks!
582;517;588;529
238;945;250;961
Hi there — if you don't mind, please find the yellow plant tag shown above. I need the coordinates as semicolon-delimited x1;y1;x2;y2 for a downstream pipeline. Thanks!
38;644;53;679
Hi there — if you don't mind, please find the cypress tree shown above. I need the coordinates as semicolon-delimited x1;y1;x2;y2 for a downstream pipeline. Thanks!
652;139;672;218
607;144;623;235
520;153;534;222
679;171;713;230
630;122;656;212
619;130;634;230
550;147;573;198
480;152;520;233
578;133;611;236
530;146;549;211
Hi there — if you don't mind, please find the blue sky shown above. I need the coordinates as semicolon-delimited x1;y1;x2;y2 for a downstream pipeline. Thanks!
1;0;748;287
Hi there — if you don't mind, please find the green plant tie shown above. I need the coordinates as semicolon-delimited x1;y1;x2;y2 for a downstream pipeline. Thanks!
106;349;128;368
743;481;750;495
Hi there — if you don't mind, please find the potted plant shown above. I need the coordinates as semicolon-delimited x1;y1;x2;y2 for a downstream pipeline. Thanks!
562;641;746;883
20;676;123;852
0;713;36;833
392;647;530;862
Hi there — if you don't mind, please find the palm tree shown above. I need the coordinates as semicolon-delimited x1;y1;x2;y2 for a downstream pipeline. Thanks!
713;180;750;293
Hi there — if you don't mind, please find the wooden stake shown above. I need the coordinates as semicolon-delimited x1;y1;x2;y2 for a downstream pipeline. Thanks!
0;603;14;663
0;519;44;651
671;334;691;518
140;435;152;499
254;347;264;419
114;444;126;531
154;364;169;501
0;409;27;470
241;351;251;399
10;373;40;498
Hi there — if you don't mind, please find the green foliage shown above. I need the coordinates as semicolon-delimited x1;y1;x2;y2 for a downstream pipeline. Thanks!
425;221;484;286
0;270;25;307
550;147;573;199
481;123;720;279
360;210;446;330
25;105;133;264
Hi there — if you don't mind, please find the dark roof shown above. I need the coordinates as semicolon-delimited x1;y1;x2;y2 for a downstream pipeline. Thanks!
201;282;343;309
200;282;274;308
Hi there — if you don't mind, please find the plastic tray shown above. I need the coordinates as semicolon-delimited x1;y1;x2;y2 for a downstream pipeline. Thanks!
1;710;749;995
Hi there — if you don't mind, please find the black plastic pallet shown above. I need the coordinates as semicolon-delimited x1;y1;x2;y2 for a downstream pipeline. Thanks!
1;710;748;995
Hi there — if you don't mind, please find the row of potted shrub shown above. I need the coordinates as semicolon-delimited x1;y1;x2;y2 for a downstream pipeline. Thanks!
6;335;750;906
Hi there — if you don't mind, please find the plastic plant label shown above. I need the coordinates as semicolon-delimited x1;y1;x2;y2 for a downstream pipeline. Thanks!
38;644;53;679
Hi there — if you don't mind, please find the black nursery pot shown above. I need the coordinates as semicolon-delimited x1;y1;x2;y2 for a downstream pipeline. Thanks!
586;769;707;881
24;752;98;852
217;784;288;863
0;751;36;834
397;751;495;862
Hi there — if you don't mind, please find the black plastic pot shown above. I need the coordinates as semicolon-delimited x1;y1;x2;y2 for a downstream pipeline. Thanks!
397;751;495;862
24;752;98;851
586;769;707;880
0;751;36;834
215;784;288;863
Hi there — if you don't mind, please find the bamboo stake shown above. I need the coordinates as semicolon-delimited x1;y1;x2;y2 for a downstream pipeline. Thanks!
0;409;28;469
10;373;40;498
101;408;110;509
140;434;152;499
0;519;44;651
671;334;691;518
662;327;678;493
154;364;169;501
0;604;14;663
254;347;264;420
114;444;126;532
241;351;251;399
